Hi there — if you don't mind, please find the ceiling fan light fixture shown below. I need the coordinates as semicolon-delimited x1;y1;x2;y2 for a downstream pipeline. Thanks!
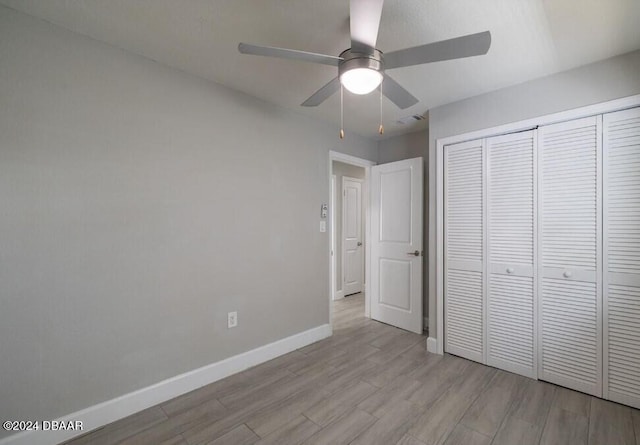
337;48;384;96
340;67;383;95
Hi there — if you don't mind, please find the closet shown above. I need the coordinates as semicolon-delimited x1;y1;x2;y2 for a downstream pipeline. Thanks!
443;106;640;409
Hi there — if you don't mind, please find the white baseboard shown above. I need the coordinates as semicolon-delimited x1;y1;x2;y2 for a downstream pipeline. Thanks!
0;324;332;445
333;289;344;300
426;337;439;354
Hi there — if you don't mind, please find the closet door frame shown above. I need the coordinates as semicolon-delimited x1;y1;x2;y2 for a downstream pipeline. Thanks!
434;93;640;356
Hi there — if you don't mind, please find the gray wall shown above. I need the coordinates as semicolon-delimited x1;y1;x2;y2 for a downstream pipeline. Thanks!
428;50;640;340
378;130;429;327
331;161;365;294
378;131;427;164
0;6;378;439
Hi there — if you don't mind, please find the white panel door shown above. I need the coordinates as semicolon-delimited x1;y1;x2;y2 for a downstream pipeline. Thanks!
538;116;603;396
444;139;485;363
603;107;640;408
370;157;423;334
486;130;537;378
343;177;363;296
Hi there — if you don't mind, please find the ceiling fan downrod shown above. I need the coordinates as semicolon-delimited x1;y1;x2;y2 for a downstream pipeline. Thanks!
340;84;345;140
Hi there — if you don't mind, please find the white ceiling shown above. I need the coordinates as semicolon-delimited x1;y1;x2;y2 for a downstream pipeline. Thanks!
2;0;640;139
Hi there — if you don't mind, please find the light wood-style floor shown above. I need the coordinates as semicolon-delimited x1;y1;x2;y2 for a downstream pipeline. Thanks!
65;293;640;445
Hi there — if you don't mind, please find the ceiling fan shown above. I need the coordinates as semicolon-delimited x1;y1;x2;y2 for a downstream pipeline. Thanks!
238;0;491;111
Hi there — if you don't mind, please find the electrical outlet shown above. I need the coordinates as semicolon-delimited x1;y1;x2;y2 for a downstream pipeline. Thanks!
227;311;238;328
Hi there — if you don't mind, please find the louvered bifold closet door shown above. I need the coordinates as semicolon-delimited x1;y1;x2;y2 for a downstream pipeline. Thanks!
538;116;603;397
486;131;537;378
444;139;485;363
603;107;640;409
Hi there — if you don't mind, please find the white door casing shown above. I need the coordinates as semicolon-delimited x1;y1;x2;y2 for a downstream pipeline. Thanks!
538;116;603;397
444;140;485;363
331;174;338;301
486;130;538;378
343;177;363;296
603;107;640;409
370;157;423;334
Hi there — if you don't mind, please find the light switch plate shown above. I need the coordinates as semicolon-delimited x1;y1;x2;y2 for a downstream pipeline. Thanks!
227;311;238;328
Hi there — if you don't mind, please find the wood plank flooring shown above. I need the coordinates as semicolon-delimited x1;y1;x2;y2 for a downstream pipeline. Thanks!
64;293;640;445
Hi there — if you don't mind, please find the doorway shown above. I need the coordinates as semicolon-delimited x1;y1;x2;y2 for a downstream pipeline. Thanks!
329;151;375;322
329;151;424;333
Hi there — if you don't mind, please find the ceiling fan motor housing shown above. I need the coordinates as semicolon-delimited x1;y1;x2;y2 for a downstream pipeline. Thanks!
338;48;385;78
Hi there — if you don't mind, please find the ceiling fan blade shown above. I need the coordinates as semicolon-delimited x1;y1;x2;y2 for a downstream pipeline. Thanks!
301;77;341;107
350;0;384;53
384;31;491;69
238;43;342;66
381;75;419;109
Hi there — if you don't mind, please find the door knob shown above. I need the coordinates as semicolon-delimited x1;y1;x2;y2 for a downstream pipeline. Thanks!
357;242;362;246
506;267;514;274
563;270;572;278
407;250;420;257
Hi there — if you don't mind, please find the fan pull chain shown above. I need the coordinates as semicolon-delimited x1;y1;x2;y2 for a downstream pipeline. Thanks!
378;81;384;135
339;84;345;140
